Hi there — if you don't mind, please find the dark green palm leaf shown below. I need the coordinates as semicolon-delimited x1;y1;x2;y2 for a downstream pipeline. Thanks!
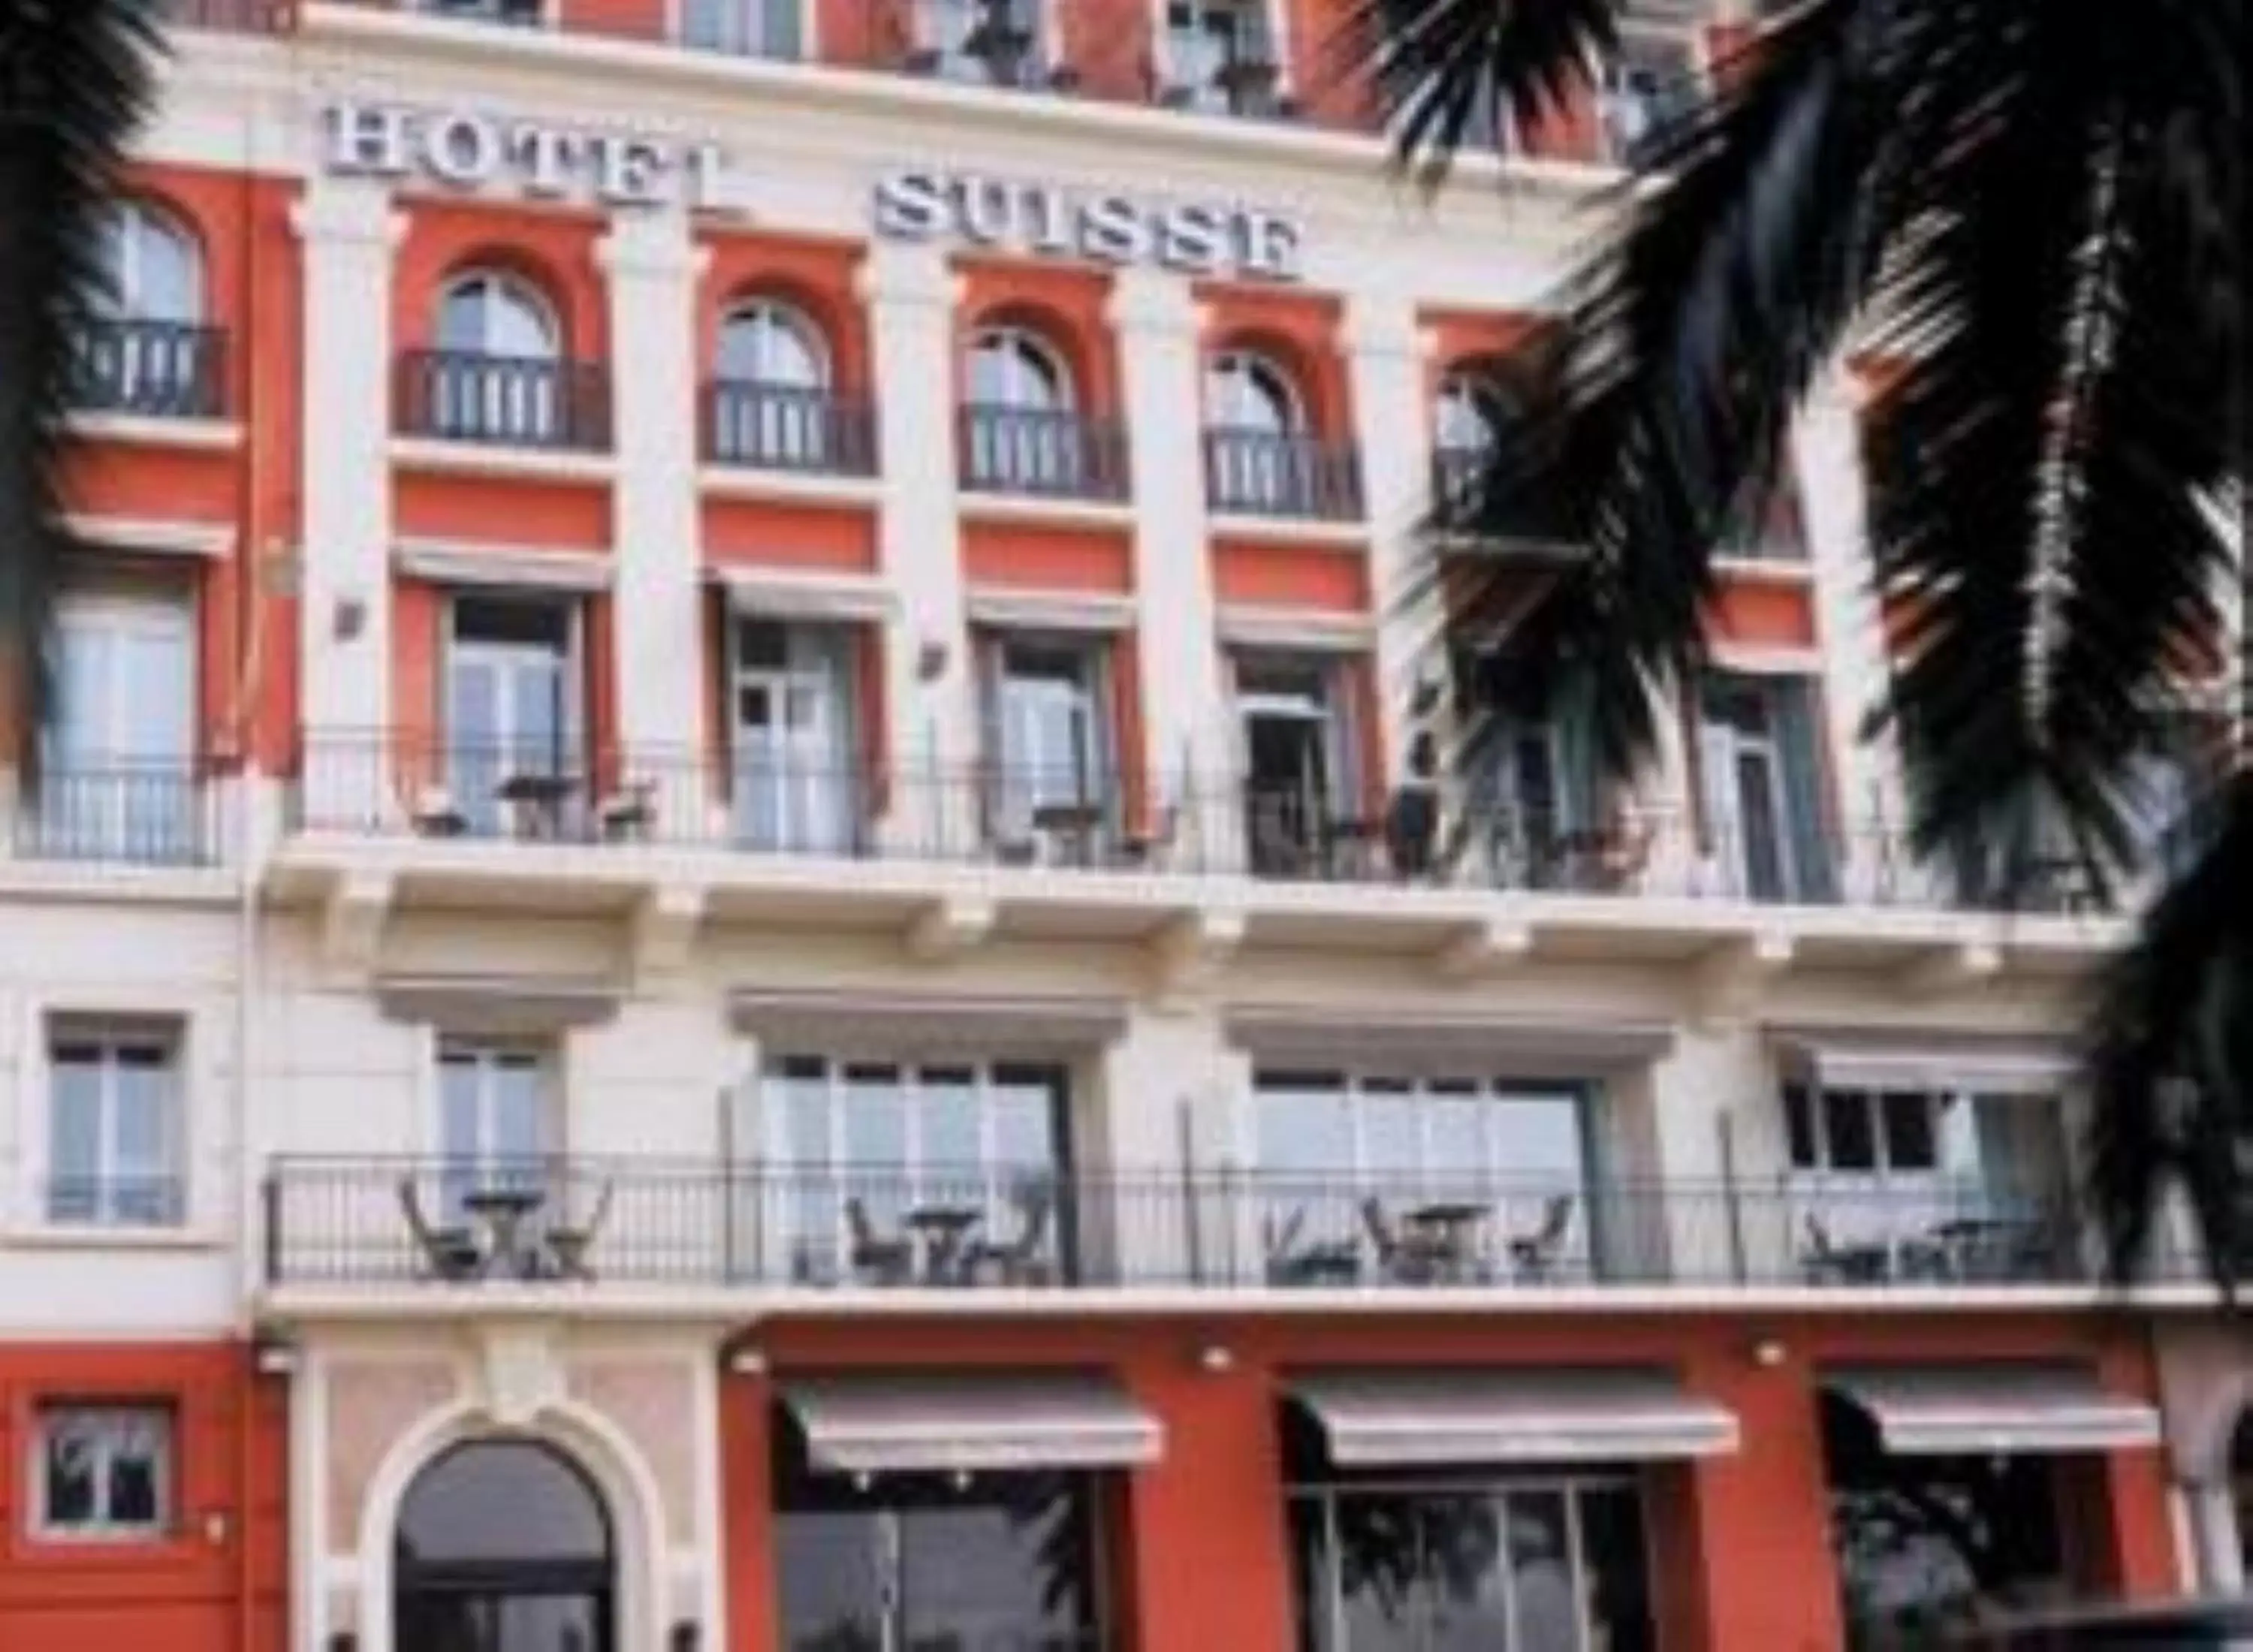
0;0;163;773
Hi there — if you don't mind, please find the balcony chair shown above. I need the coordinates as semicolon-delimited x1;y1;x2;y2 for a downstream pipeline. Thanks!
1508;1193;1577;1282
542;1179;616;1282
412;785;469;839
397;1177;483;1282
844;1196;914;1286
967;1183;1056;1286
1360;1196;1451;1286
597;780;658;843
1800;1212;1890;1285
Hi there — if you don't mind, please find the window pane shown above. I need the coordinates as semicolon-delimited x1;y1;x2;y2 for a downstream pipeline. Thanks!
843;1065;907;1193
990;1070;1060;1175
42;1418;98;1527
1336;1493;1421;1646
900;1493;1093;1642
1288;1495;1334;1652
110;1053;174;1222
1423;1493;1510;1652
1256;1075;1353;1175
105;1416;163;1527
1881;1092;1938;1172
1507;1488;1580;1652
47;1055;103;1220
1784;1085;1816;1169
777;1512;885;1648
1823;1090;1877;1171
490;1057;547;1162
1579;1486;1654;1652
1491;1092;1586;1183
1361;1084;1422;1182
1425;1093;1485;1186
917;1068;980;1173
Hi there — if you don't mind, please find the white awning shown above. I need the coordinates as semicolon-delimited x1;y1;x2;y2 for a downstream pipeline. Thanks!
708;565;896;624
395;538;615;592
781;1375;1162;1475
1824;1365;2161;1456
1289;1368;1739;1467
1775;1031;2076;1096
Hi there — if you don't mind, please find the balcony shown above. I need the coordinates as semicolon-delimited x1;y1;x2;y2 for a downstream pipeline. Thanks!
958;405;1132;501
878;0;1059;89
5;764;219;869
261;1157;2116;1296
395;349;613;451
705;381;877;475
284;735;2133;922
1160;15;1286;118
1203;429;1363;520
68;320;228;421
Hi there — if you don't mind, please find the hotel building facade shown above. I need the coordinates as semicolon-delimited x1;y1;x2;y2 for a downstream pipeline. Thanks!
2;1;2246;1648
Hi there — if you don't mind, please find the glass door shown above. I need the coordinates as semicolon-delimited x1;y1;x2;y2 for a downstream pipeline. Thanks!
732;620;854;854
992;641;1106;862
47;595;194;861
1699;679;1794;901
1238;659;1344;878
437;1043;550;1222
447;598;575;838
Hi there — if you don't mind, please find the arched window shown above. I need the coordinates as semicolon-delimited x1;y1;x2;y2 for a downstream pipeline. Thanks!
1205;348;1301;434
967;324;1072;411
87;200;212;416
437;269;559;360
1434;370;1513;454
99;200;202;324
717;299;828;387
395;1438;614;1652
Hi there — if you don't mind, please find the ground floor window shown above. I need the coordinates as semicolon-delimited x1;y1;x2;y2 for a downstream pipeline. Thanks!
774;1411;1107;1650
1821;1394;2068;1647
1285;1476;1652;1651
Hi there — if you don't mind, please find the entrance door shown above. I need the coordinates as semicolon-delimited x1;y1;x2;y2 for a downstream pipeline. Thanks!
394;1439;614;1652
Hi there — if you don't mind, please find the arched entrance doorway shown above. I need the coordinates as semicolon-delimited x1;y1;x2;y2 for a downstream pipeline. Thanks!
394;1438;614;1652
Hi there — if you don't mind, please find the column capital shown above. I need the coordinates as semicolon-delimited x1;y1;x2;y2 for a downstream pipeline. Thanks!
594;211;712;282
289;179;406;252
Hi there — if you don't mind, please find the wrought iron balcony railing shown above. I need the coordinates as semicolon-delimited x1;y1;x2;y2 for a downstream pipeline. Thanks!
5;764;219;868
1203;429;1364;520
263;1157;2122;1294
706;381;878;475
958;405;1132;501
282;733;2130;918
395;349;614;451
68;320;228;421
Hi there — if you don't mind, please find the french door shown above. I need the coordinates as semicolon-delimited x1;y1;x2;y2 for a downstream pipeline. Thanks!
732;620;855;854
46;595;195;862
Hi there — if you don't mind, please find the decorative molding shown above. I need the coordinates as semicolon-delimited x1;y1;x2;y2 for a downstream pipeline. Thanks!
474;1321;567;1428
62;413;246;454
1145;906;1246;1009
707;565;897;624
62;513;235;559
375;972;623;1034
1214;603;1377;653
903;894;996;963
728;984;1128;1055
1429;916;1534;983
963;588;1139;634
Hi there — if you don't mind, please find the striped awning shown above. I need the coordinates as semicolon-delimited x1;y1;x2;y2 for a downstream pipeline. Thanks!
1823;1364;2160;1456
781;1374;1161;1475
1289;1367;1739;1467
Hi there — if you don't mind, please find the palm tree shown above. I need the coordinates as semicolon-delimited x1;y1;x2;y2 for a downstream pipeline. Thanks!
1350;0;2245;1279
0;0;164;770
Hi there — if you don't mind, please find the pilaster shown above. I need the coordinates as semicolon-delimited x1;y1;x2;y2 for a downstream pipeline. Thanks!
1344;290;1435;786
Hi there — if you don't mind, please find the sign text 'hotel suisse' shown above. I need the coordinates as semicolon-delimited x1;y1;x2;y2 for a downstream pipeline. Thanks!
321;101;1304;283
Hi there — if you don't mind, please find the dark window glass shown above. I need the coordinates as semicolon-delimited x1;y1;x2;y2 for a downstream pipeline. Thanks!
1823;1090;1878;1171
1881;1092;1937;1172
396;1440;611;1566
1289;1496;1331;1652
454;595;570;651
1580;1485;1654;1652
1783;1085;1816;1169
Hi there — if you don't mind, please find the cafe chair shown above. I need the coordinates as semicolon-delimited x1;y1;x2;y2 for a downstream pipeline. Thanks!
398;1177;482;1282
1360;1197;1446;1286
969;1184;1056;1286
544;1179;616;1282
845;1196;914;1286
1508;1194;1577;1282
1800;1213;1890;1285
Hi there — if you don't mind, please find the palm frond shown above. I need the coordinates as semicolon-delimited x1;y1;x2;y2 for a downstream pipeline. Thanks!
0;0;163;769
1339;0;1619;187
1868;0;2239;903
2083;774;2253;1286
1436;0;1911;777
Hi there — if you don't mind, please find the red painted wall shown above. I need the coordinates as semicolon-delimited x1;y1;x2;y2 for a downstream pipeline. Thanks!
720;1311;2173;1652
0;1343;286;1652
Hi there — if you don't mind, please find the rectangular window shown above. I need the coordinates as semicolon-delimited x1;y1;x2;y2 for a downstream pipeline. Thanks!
44;590;197;863
1289;1476;1652;1651
731;617;860;853
46;1019;183;1226
1253;1072;1594;1287
445;594;579;838
765;1057;1069;1286
1238;653;1360;879
1697;671;1834;904
32;1404;173;1541
436;1039;551;1218
985;635;1112;862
